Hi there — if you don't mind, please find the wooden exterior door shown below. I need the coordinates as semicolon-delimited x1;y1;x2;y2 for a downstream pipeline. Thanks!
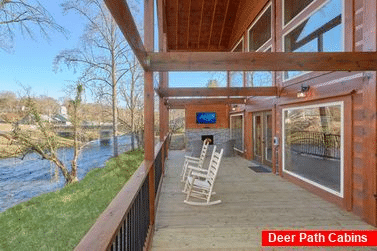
253;111;273;166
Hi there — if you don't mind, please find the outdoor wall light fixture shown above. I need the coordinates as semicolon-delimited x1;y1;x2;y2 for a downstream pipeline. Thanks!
297;84;310;98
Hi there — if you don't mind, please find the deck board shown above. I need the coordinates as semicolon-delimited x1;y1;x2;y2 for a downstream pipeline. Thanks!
152;151;376;250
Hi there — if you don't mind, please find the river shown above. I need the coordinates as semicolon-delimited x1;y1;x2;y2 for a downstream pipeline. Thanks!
0;135;132;212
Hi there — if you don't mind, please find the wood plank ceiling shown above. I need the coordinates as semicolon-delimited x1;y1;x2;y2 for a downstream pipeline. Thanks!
165;0;242;52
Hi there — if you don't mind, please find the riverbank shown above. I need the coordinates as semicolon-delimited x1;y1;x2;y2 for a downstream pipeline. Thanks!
0;149;144;250
0;122;110;159
0;123;75;159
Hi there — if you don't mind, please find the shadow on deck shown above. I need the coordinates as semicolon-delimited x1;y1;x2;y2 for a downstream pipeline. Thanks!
152;150;375;250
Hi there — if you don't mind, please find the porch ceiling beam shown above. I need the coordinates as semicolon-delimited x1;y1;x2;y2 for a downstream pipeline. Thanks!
157;0;167;34
147;52;377;71
165;97;249;107
104;0;148;69
157;87;278;97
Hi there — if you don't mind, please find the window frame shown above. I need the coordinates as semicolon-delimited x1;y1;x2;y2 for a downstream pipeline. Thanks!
232;37;244;52
282;0;317;28
281;101;345;198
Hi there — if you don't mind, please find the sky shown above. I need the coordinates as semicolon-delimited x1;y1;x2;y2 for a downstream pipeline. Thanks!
0;0;85;100
0;0;217;104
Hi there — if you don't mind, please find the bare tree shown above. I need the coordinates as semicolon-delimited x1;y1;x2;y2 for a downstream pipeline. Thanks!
119;55;143;150
54;0;132;157
0;91;18;112
207;79;219;88
68;83;84;180
0;84;84;185
0;0;65;52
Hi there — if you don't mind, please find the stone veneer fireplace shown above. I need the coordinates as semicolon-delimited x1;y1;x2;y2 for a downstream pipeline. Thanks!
185;128;230;152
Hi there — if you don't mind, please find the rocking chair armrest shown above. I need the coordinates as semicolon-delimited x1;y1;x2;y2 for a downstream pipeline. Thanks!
186;165;207;173
184;156;200;161
186;159;200;165
191;171;207;179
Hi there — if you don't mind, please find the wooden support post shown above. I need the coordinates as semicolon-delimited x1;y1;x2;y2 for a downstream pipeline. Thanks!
144;0;155;225
158;0;169;174
104;0;148;69
362;0;377;226
159;73;169;172
159;40;169;141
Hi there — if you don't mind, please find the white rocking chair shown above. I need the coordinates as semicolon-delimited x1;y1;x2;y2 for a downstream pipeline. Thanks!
183;147;223;206
180;138;210;182
182;145;217;193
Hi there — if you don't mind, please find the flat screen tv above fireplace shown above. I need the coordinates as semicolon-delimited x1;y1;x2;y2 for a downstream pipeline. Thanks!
196;112;216;124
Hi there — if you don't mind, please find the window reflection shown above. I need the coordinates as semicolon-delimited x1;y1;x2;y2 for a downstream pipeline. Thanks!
284;0;315;25
284;0;343;80
283;102;343;195
249;6;271;51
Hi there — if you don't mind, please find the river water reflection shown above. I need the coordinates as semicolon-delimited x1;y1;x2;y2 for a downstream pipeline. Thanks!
0;135;132;212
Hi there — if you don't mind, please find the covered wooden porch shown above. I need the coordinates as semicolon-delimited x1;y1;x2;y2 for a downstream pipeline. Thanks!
71;0;377;249
152;150;375;250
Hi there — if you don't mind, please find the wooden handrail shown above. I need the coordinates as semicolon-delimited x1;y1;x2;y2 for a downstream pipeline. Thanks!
74;161;152;251
154;134;169;157
75;134;171;251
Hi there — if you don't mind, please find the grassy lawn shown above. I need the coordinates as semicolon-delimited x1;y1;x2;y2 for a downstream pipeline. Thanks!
0;149;144;251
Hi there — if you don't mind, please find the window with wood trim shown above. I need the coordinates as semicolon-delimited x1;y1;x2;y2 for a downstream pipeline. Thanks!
282;102;344;197
248;5;272;52
283;0;343;80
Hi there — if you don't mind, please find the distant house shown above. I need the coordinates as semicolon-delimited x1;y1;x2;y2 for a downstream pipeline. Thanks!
52;114;70;125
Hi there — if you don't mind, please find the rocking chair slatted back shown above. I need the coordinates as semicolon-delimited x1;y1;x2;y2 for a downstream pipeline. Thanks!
206;149;223;188
197;139;210;167
181;139;210;182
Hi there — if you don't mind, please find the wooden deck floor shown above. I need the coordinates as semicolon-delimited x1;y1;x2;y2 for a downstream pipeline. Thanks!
151;150;376;250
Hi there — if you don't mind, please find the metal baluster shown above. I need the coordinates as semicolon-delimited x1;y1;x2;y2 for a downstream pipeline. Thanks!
122;219;126;251
127;211;131;251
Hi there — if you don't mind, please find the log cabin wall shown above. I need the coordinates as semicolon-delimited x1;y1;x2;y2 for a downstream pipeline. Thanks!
227;0;377;226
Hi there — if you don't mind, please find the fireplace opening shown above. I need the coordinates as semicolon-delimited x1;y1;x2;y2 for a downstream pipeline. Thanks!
202;135;214;145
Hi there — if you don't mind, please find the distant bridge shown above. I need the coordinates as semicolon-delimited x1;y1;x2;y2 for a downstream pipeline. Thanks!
54;124;113;145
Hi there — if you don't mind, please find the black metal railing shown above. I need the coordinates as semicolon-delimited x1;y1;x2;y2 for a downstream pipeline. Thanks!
154;149;162;195
75;133;171;251
109;179;150;251
288;130;340;159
